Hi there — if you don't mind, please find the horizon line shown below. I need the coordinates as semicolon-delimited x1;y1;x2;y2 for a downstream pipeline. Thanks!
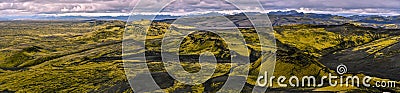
14;9;400;17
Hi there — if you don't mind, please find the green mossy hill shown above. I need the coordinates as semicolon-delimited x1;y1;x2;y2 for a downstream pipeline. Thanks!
143;22;262;61
0;21;399;92
0;21;129;92
274;24;393;57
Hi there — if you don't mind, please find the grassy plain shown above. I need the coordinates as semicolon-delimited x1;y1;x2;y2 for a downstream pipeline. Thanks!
0;20;398;92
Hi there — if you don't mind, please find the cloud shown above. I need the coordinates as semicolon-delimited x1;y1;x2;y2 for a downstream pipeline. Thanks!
0;0;135;15
259;0;400;15
161;0;237;12
260;0;400;9
0;0;400;16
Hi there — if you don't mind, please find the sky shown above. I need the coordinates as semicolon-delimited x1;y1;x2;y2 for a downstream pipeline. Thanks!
1;0;400;16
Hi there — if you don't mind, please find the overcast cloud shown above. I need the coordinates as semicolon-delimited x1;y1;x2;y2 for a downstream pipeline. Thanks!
1;0;400;16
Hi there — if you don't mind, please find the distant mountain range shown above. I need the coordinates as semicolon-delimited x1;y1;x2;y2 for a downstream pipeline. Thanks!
266;10;400;29
2;15;179;21
2;10;399;29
